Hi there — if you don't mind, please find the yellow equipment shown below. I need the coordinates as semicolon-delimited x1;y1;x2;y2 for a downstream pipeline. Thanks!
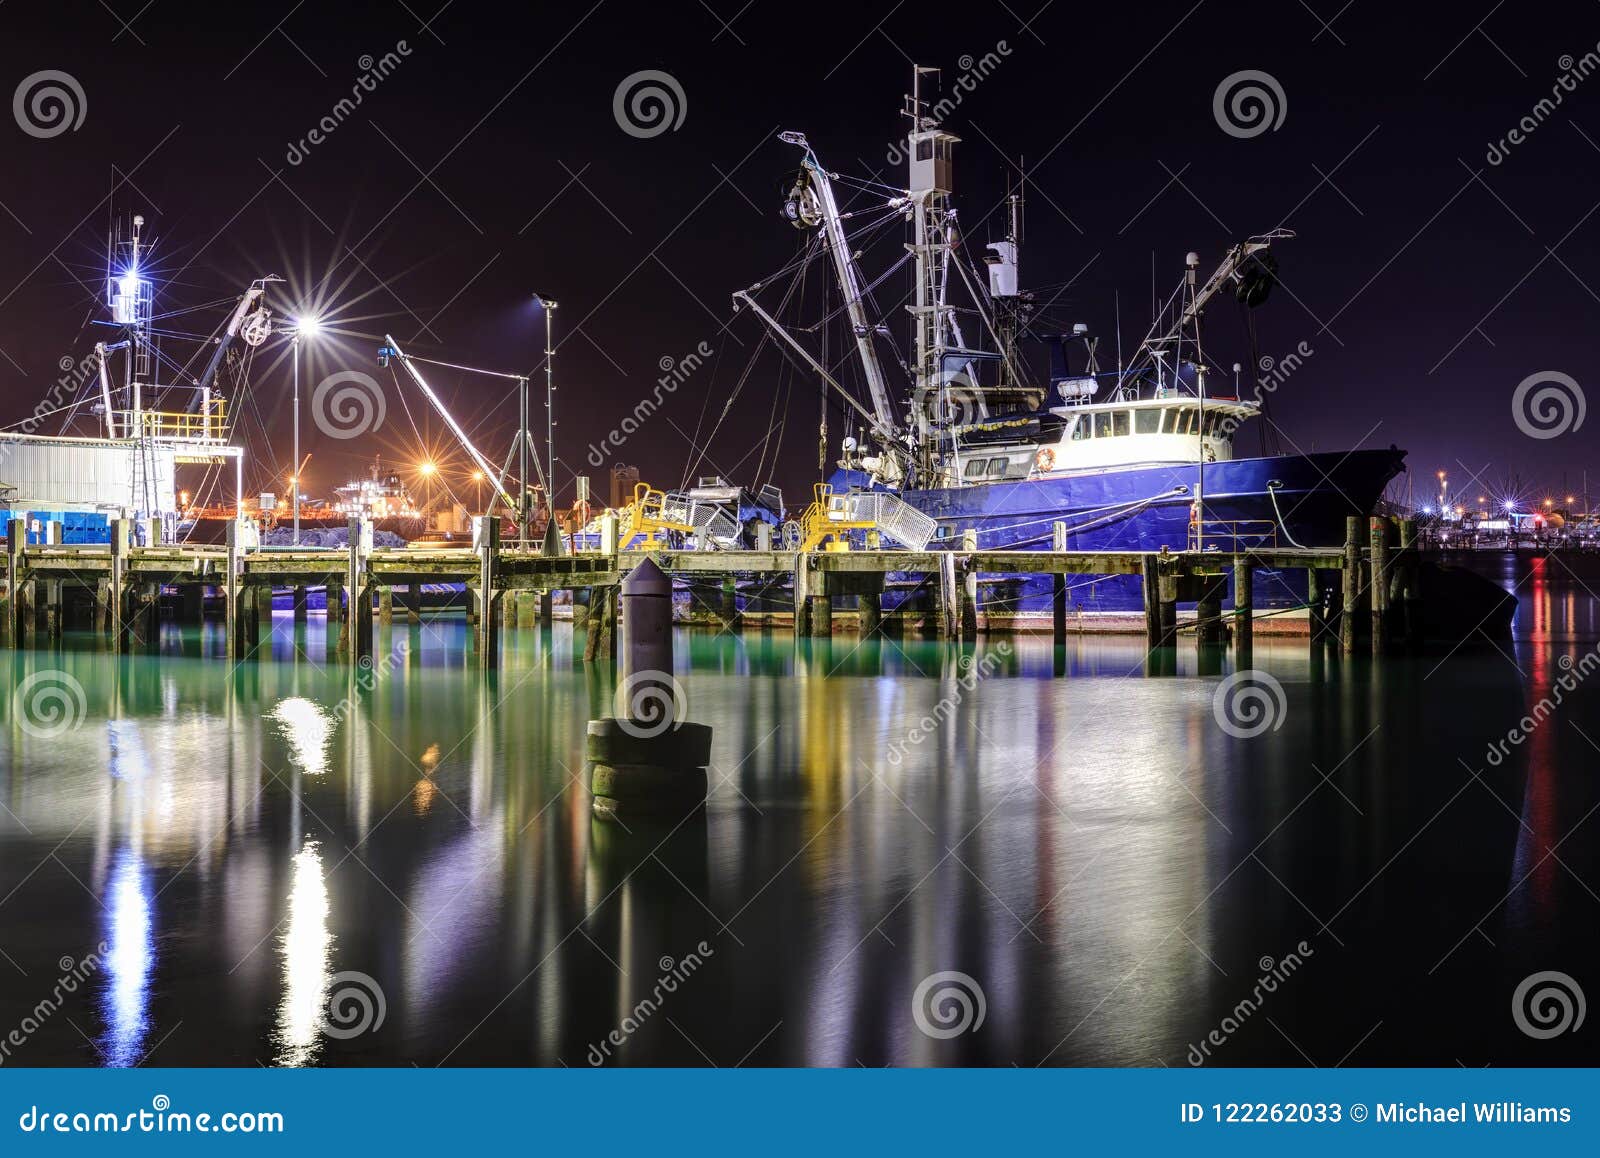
799;484;877;552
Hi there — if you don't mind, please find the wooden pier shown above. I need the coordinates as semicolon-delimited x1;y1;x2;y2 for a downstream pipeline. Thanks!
0;514;1421;666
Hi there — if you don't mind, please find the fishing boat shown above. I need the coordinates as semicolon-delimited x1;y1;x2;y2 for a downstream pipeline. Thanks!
731;68;1406;611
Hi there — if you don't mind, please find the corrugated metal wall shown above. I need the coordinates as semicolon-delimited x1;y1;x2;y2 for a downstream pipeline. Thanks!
0;436;177;515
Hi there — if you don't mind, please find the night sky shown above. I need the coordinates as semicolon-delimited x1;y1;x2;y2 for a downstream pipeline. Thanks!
1;0;1597;513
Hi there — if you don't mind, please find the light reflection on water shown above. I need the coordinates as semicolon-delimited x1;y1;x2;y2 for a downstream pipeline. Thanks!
102;849;152;1068
273;841;332;1067
0;555;1594;1067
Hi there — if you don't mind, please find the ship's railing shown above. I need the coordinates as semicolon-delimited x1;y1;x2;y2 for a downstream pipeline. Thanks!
1191;519;1278;553
121;402;229;442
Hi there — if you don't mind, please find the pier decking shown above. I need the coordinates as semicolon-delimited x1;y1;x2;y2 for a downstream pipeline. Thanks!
1;516;1419;666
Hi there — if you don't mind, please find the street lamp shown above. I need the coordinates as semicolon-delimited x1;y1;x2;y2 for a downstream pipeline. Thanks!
291;316;322;545
532;293;559;519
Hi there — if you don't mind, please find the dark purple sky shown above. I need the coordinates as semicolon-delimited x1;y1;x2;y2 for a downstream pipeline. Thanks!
1;0;1597;512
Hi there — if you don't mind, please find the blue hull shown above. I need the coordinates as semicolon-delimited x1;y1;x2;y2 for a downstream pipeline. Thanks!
847;448;1407;613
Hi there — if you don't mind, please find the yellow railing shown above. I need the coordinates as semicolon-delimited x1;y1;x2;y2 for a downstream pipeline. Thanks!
620;483;694;544
124;402;229;442
799;484;876;552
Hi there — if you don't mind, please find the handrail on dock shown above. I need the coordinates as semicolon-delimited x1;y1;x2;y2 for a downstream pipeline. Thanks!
1;514;1418;665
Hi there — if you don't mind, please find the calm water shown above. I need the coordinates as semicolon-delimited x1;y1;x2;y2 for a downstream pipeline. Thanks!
1;555;1596;1067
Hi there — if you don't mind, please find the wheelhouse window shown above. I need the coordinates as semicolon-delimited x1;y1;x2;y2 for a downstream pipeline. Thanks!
984;457;1008;479
1112;410;1130;437
1093;411;1113;438
1134;408;1160;434
1069;416;1089;440
963;458;987;479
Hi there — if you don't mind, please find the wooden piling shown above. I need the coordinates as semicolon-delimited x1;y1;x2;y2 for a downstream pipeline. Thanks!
378;585;393;625
1234;556;1254;661
1157;566;1178;649
1341;516;1361;655
1053;574;1068;647
792;556;811;637
225;519;240;660
293;584;308;622
4;517;22;647
937;553;959;640
109;518;127;653
809;571;831;637
858;591;882;637
1369;516;1389;656
478;515;500;666
1196;574;1224;647
1141;557;1161;650
959;529;979;641
1399;518;1420;650
1307;569;1326;646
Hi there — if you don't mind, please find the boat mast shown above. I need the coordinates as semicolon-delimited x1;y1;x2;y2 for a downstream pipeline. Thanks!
903;66;960;480
777;132;897;443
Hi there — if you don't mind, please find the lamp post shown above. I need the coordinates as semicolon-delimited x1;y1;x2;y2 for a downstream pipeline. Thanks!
292;316;322;545
532;293;559;517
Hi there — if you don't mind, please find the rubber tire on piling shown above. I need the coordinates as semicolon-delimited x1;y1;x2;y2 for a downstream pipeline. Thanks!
586;719;713;767
589;761;709;801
